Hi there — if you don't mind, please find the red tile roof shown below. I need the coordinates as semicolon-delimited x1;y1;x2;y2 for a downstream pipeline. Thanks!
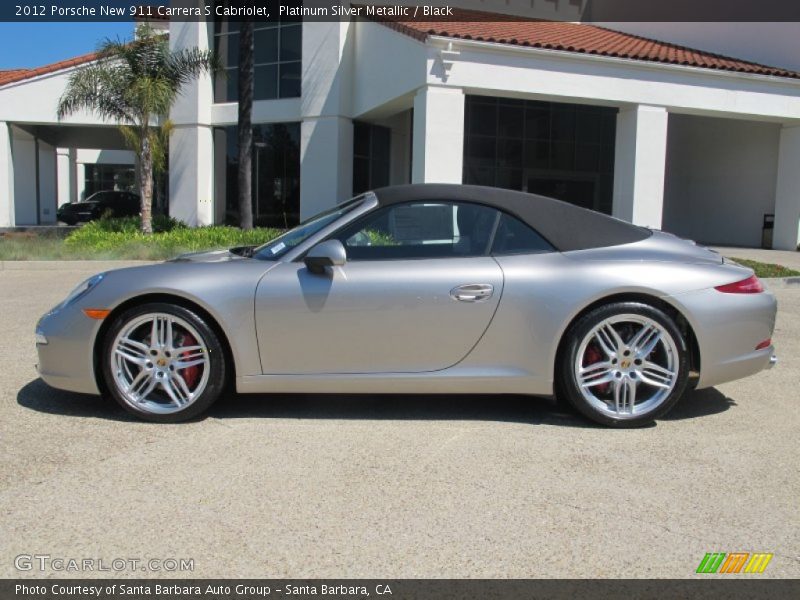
374;9;800;79
2;12;798;90
0;69;30;79
0;52;99;87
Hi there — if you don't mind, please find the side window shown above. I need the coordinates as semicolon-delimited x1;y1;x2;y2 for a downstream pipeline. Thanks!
491;213;554;255
335;201;500;260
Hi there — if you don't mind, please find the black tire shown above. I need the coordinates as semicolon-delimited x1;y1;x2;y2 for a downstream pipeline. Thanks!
556;302;689;428
101;302;227;423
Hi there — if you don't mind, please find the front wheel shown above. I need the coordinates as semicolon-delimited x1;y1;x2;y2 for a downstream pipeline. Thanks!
101;303;227;422
556;302;689;427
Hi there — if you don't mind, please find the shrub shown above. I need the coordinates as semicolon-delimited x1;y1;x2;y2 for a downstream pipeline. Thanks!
77;214;184;235
64;216;283;258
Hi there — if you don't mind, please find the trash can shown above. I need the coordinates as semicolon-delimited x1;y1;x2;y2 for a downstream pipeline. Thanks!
761;213;775;249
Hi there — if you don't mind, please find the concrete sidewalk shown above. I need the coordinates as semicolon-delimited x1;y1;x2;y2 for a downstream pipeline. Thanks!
712;246;800;270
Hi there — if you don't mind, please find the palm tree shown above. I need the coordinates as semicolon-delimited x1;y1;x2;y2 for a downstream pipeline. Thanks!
237;17;255;230
57;25;217;234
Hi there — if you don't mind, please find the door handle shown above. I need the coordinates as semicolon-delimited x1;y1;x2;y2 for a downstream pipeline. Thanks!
450;283;494;302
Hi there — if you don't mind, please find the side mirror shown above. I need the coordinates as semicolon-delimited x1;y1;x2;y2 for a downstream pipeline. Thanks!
304;240;347;275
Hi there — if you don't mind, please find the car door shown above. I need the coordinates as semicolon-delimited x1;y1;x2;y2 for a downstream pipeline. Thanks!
255;201;505;374
92;193;112;218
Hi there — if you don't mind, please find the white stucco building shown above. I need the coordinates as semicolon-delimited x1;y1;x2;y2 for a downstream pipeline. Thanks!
2;2;800;250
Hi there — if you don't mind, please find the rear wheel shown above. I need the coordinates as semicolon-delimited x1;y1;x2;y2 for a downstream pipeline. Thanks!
556;302;689;427
101;303;226;422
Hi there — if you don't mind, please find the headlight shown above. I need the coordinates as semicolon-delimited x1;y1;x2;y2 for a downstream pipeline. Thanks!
54;273;105;311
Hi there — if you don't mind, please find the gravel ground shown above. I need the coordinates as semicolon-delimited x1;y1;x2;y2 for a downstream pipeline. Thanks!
0;264;797;579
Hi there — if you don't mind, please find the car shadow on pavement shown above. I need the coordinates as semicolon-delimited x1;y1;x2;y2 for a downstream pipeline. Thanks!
209;392;596;427
661;387;737;420
17;378;735;427
16;379;140;422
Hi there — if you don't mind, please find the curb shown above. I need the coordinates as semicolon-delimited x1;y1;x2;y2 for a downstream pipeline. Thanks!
0;260;155;271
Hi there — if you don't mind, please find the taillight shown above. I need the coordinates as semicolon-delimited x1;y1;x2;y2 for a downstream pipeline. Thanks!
715;275;764;294
755;338;771;350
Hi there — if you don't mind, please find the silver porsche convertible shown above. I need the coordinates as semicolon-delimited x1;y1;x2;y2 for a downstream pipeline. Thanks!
35;184;777;426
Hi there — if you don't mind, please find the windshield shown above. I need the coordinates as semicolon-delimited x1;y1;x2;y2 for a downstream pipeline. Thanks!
253;195;367;260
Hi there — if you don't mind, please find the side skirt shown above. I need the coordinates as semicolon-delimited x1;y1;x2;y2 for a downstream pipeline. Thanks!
236;367;551;396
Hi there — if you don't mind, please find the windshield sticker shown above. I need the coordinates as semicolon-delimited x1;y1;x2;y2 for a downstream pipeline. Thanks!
270;242;286;255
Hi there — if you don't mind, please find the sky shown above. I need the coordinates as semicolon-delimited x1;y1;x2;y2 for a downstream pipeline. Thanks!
0;22;133;69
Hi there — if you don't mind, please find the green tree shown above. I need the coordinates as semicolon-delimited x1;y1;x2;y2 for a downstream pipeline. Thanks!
57;26;217;234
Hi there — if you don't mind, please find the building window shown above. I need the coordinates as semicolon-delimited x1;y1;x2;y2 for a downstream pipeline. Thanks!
463;97;617;214
213;7;302;103
214;123;301;228
84;164;135;197
353;121;391;195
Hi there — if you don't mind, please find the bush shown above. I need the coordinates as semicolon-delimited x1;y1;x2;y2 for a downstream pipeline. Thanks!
64;216;283;259
81;214;185;234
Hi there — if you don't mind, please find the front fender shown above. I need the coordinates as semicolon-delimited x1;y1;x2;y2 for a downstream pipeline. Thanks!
78;260;278;382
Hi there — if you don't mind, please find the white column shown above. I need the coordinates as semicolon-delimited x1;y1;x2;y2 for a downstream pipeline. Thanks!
411;86;465;184
76;162;86;201
10;128;37;225
612;105;669;228
56;148;72;207
300;117;353;219
169;16;213;225
69;149;78;204
169;125;215;225
299;21;354;219
0;121;13;226
773;125;800;250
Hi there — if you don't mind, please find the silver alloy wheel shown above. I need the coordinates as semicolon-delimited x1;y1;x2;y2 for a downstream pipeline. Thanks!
574;314;679;419
110;312;210;415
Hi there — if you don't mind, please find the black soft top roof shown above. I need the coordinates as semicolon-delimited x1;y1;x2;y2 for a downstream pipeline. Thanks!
371;184;651;252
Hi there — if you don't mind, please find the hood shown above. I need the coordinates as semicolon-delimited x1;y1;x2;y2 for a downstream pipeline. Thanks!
169;249;246;263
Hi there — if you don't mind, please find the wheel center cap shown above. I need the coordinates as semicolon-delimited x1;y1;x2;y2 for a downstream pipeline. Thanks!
156;358;167;367
620;359;631;369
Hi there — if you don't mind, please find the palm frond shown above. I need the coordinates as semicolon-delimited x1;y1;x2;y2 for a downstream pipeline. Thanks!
164;47;221;91
118;124;140;152
150;120;174;175
57;62;135;122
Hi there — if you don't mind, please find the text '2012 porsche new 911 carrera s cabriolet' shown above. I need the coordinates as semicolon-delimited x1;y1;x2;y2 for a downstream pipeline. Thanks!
36;184;777;427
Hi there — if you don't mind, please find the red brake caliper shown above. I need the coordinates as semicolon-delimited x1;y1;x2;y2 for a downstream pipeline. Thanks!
584;344;610;395
179;332;201;389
